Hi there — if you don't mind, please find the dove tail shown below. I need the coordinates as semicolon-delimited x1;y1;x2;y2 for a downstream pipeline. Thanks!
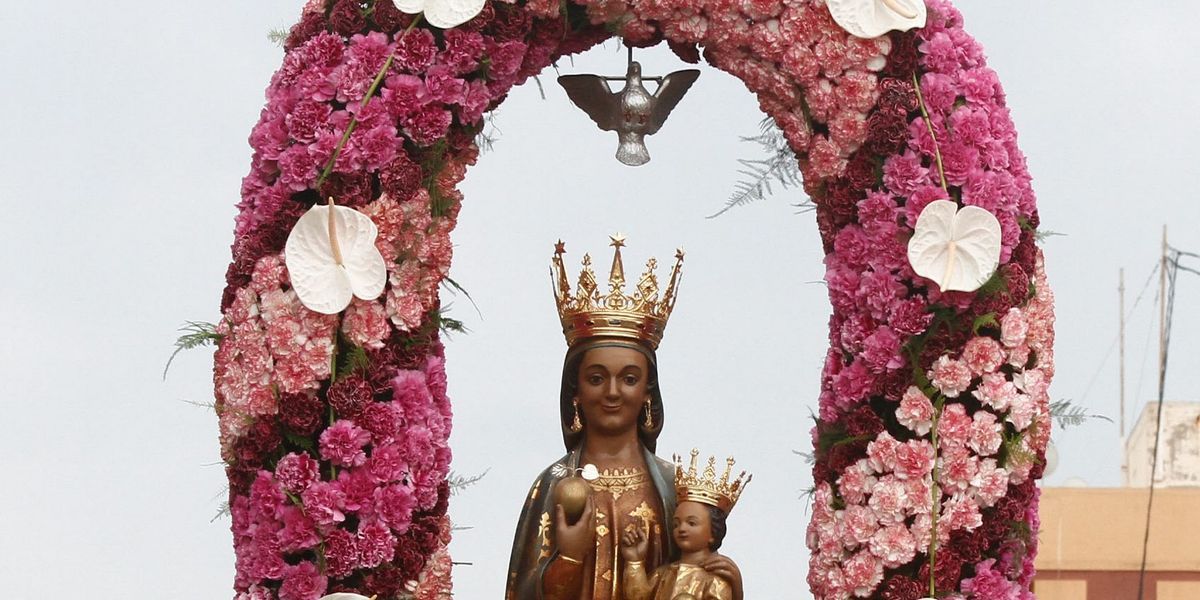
616;134;650;167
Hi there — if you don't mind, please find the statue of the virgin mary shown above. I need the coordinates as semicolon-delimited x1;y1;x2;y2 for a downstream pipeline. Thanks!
505;236;682;600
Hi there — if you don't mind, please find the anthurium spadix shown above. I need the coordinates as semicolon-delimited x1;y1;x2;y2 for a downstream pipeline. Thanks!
907;200;1002;293
391;0;485;29
827;0;928;39
285;199;387;315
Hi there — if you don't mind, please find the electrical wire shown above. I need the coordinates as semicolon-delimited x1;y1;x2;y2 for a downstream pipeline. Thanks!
1076;264;1159;406
1135;248;1185;600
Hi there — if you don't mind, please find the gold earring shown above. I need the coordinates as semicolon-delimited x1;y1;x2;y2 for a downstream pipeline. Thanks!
643;398;653;428
571;399;583;432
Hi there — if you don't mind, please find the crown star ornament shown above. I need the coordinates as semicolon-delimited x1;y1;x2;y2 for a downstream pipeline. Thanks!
673;449;751;514
551;234;683;350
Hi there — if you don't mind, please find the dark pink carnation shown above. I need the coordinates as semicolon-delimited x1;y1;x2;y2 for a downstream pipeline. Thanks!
402;104;453;146
441;29;485;75
393;28;437;73
278;505;321;552
357;519;397;568
319;420;372;467
279;560;327;600
324;528;359;578
275;453;320;494
375;483;418;533
300;480;347;528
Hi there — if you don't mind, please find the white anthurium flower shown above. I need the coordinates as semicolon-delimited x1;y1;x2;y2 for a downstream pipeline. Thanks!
319;594;377;600
907;199;1002;293
391;0;485;29
285;200;388;315
827;0;928;39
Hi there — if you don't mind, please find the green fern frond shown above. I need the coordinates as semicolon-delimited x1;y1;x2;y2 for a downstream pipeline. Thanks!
710;118;810;218
163;321;223;380
1049;399;1112;429
448;469;489;495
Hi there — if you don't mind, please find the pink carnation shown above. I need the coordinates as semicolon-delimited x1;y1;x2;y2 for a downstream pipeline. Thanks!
929;355;973;398
897;386;934;436
319;420;372;467
962;336;1005;375
961;559;1022;600
941;493;984;533
938;446;979;494
842;549;885;597
977;373;1017;411
968;410;1003;456
300;481;346;528
1007;392;1035;431
375;483;418;534
972;458;1009;507
866;432;902;474
937;403;973;450
842;504;880;548
1000;307;1029;347
357;519;397;568
275;453;320;494
838;460;877;505
868;523;917;568
278;561;326;600
867;475;909;526
893;439;935;480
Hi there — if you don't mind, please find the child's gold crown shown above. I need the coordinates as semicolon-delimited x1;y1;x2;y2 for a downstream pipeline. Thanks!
550;234;683;350
673;449;751;514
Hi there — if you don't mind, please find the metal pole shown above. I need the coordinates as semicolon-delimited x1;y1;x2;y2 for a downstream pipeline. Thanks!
1119;267;1126;439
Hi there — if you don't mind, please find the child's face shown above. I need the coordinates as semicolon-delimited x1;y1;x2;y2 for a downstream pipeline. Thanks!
672;501;714;552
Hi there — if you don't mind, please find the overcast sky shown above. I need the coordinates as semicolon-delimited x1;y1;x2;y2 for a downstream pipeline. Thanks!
2;1;1198;598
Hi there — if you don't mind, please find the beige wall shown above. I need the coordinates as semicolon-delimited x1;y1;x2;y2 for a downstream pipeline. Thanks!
1035;487;1200;572
1158;581;1200;600
1033;579;1086;600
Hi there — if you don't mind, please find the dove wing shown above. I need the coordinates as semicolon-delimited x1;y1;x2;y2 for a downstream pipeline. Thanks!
557;75;620;131
646;69;700;135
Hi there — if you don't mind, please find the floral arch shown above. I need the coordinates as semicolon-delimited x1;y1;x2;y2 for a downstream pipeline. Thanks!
216;0;1053;598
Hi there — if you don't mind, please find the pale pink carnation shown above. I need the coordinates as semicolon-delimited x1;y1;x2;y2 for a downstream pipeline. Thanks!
838;460;877;505
866;432;902;474
893;439;935;480
842;504;880;549
971;458;1009;507
941;493;984;533
1007;392;1035;431
938;446;980;494
842;549;885;597
343;298;391;350
897;386;934;436
937;402;973;450
867;475;909;526
976;373;1017;411
1000;307;1029;347
968;410;1004;456
962;336;1005;375
868;523;917;568
929;355;973;398
1006;343;1032;368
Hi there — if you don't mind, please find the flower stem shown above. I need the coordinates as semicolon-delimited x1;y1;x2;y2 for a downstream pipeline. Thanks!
911;71;949;194
929;396;944;598
315;15;425;190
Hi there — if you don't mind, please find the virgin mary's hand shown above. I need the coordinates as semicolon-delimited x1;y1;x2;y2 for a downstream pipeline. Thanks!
700;553;743;600
554;495;596;563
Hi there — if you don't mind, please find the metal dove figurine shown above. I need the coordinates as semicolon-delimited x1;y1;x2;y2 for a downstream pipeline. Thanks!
557;48;700;166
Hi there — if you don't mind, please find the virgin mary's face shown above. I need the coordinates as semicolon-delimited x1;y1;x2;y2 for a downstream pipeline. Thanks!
574;345;651;437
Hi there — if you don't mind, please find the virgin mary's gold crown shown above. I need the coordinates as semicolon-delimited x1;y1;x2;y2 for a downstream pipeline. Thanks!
551;234;683;350
674;449;751;514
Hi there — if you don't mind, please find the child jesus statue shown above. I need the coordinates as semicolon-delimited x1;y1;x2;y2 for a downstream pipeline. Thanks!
620;450;750;600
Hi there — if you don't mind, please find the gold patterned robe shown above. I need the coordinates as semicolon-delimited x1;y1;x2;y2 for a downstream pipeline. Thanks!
623;562;733;600
505;445;676;600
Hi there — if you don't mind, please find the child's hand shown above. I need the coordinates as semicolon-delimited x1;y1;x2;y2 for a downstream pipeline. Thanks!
619;526;648;562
